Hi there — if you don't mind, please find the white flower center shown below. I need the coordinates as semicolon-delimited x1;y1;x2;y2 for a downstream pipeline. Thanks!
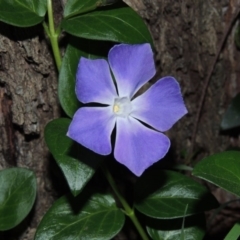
113;97;132;117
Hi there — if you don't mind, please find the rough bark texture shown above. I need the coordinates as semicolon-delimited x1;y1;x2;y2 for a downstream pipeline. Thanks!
123;0;240;238
0;20;60;240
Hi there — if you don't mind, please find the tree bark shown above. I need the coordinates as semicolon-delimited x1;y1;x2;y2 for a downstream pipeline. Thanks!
0;22;60;240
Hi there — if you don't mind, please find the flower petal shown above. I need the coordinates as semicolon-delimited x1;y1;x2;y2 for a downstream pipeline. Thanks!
108;44;155;98
76;57;117;104
67;107;116;155
131;76;188;132
114;117;170;176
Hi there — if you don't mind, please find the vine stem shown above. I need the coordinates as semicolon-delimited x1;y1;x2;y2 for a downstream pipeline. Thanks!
44;0;62;71
101;165;150;240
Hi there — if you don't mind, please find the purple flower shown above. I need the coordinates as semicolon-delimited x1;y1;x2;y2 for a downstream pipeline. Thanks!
67;43;187;176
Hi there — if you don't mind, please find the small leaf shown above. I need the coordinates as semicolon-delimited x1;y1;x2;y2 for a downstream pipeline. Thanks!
0;0;47;27
34;191;125;240
146;214;206;240
235;24;240;49
221;93;240;130
61;6;153;44
134;170;218;219
58;37;113;117
0;168;37;231
64;0;118;18
192;151;240;197
44;118;101;196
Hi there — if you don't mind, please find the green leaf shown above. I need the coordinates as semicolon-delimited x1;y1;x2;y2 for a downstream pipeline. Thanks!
61;6;153;44
44;118;101;196
192;151;240;197
64;0;118;18
221;93;240;130
0;0;47;27
224;221;240;240
134;170;218;219
146;214;206;240
0;168;37;231
34;191;125;240
58;37;113;117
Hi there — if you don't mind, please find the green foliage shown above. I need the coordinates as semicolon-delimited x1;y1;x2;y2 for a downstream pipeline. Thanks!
44;118;101;196
64;0;117;18
193;151;240;197
61;5;153;44
0;168;37;230
34;191;125;240
58;40;82;118
0;0;47;27
146;214;206;240
134;170;219;219
221;93;240;130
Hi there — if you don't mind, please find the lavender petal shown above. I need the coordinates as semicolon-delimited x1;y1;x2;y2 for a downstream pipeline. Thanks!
108;44;155;98
76;57;117;104
131;76;188;132
114;117;170;176
67;107;116;155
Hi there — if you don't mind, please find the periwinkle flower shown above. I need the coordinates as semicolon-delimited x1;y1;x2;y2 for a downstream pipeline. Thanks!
67;43;187;176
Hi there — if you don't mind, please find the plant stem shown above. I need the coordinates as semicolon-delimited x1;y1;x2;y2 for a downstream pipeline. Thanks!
101;165;149;240
45;0;62;71
172;164;193;171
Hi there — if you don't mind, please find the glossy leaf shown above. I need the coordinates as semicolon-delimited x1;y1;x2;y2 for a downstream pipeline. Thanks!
61;6;153;44
192;151;240;197
0;168;37;230
147;214;206;240
58;40;82;117
44;118;101;196
64;0;118;18
34;192;125;240
0;0;47;27
134;170;218;219
58;37;112;117
221;93;240;130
